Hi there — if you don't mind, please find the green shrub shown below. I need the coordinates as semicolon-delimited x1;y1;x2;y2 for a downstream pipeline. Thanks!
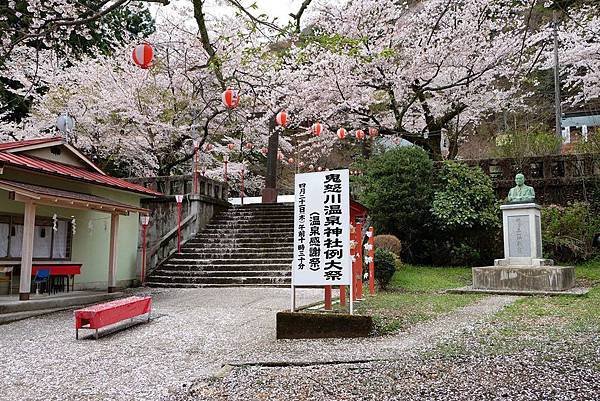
355;147;434;259
356;150;503;266
429;161;502;265
374;234;402;259
542;202;600;263
493;129;562;159
432;162;500;231
374;248;396;290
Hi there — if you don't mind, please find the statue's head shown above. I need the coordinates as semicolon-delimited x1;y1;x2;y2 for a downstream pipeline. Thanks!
515;173;525;186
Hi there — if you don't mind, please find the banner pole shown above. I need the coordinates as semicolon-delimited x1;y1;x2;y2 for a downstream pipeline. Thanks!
349;276;354;315
291;285;296;312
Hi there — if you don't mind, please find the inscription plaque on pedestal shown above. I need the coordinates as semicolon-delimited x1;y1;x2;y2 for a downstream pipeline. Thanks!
508;215;531;257
535;215;542;257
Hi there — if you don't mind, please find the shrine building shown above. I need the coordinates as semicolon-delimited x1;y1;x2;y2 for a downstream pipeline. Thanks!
0;137;160;300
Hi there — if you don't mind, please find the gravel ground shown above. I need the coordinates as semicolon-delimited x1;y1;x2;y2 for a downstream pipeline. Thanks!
0;287;321;401
174;295;600;401
180;350;600;401
230;295;517;366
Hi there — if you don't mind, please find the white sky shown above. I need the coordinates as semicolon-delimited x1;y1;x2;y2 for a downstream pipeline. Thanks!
149;0;306;26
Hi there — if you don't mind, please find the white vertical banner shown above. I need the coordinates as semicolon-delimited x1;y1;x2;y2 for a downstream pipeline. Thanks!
292;169;351;286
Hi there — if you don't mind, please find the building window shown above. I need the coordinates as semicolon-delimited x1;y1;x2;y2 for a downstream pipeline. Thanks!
0;214;72;261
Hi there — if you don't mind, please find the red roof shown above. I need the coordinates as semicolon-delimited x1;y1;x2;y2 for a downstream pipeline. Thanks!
0;139;161;196
0;137;63;151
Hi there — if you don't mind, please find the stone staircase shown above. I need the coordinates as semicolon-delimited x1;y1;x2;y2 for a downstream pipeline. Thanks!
146;203;294;287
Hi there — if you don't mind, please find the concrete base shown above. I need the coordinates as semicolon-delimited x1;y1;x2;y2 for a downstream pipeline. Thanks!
448;286;589;297
472;265;575;292
276;311;372;339
494;258;554;267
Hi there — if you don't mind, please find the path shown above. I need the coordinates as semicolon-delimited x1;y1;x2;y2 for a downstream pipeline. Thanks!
0;287;320;401
1;289;519;401
230;295;519;367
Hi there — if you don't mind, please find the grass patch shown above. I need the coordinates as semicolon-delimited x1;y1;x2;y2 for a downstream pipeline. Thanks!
356;264;484;335
359;292;482;335
432;260;600;357
389;265;473;292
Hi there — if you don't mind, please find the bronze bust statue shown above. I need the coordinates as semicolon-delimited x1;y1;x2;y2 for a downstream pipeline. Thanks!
507;173;535;203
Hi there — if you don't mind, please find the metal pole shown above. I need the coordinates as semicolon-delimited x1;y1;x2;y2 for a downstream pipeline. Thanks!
141;224;148;284
177;202;182;253
553;11;562;146
240;167;245;205
193;146;199;194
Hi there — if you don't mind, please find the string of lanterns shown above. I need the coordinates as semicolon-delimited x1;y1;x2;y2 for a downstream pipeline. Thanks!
132;43;385;144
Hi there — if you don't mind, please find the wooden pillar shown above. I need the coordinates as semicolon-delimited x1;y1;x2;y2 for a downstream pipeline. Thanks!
18;202;36;301
356;222;364;300
368;227;376;295
324;286;332;310
339;285;346;306
108;213;119;293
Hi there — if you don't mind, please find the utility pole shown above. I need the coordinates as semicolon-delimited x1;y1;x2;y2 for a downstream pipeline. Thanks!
553;10;562;148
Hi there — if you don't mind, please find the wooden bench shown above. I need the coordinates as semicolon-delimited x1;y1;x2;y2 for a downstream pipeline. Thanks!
74;296;152;340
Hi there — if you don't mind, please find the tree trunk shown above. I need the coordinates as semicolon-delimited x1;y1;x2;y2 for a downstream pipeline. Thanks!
262;116;279;203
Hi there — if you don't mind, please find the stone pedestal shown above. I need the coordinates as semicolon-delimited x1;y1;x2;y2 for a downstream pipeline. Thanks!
494;203;552;266
473;265;575;291
472;203;575;292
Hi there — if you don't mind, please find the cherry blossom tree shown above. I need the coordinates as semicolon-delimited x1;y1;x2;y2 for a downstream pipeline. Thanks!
271;0;540;160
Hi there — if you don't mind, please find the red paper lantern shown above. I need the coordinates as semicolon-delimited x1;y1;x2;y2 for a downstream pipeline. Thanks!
276;111;288;127
308;164;315;170
337;127;347;140
222;88;239;109
204;143;213;152
299;161;305;168
355;129;366;140
132;43;154;69
227;143;235;150
277;152;284;161
317;166;323;172
261;147;268;155
288;157;294;164
368;127;378;138
245;142;254;150
312;122;323;137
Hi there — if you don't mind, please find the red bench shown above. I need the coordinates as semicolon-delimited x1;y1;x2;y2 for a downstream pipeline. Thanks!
74;296;152;340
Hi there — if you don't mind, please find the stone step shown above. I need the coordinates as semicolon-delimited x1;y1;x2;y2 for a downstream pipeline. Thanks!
219;208;293;213
192;232;294;238
0;292;123;314
175;252;293;258
146;282;289;288
147;276;291;285
151;270;291;278
157;263;291;272
209;217;294;227
166;257;292;265
0;307;70;325
201;227;294;234
188;237;293;244
179;246;292;253
225;204;293;209
205;222;294;229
